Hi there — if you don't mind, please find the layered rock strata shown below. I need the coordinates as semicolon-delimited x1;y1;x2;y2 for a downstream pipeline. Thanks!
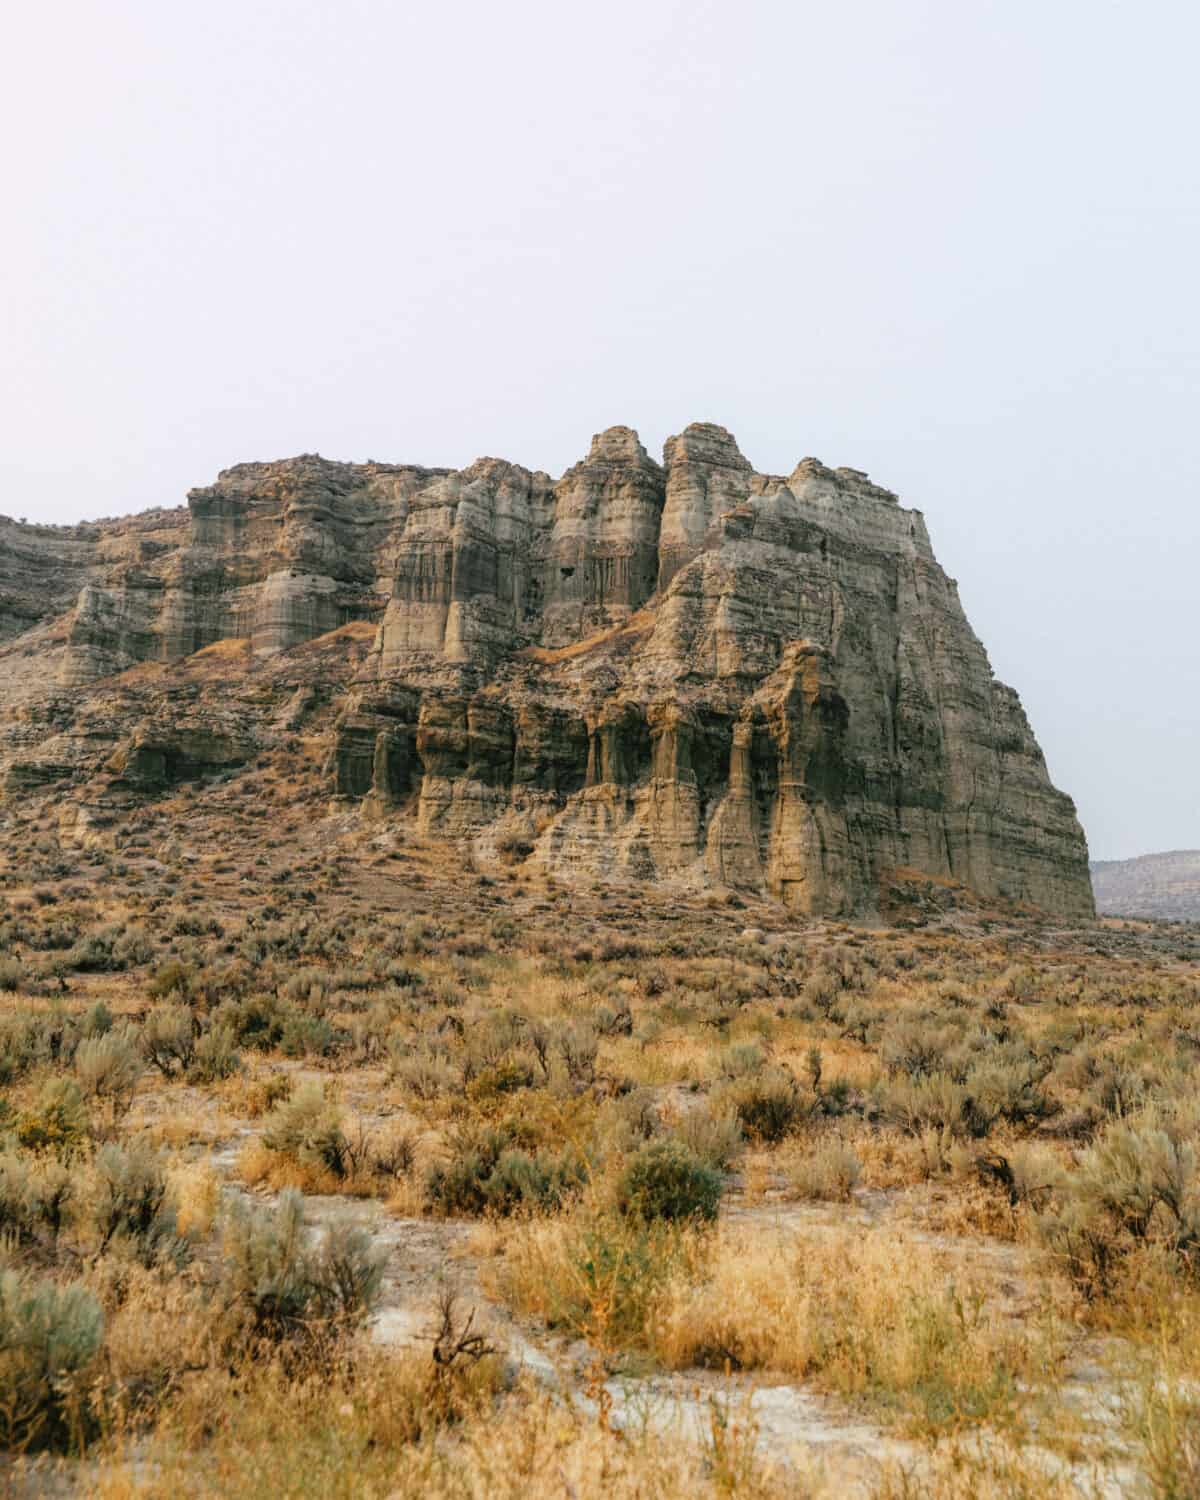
0;424;1094;917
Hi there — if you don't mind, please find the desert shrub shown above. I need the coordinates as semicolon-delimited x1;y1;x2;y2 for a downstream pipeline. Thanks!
498;1209;697;1350
719;1067;809;1143
221;1189;384;1342
389;1042;457;1100
74;1026;142;1110
607;1088;662;1151
880;1071;980;1137
348;1002;393;1063
616;1140;723;1223
1038;1118;1200;1299
672;1106;745;1170
187;1022;241;1084
229;1070;292;1118
459;1011;525;1075
0;1010;80;1084
0;956;26;993
555;1022;599;1087
426;1127;583;1217
371;1126;417;1180
967;1054;1055;1127
0;1147;36;1241
1083;1060;1151;1120
215;993;288;1051
466;1058;536;1104
0;1269;103;1452
262;1084;349;1179
1036;1197;1124;1302
1076;1119;1197;1240
140;1004;195;1078
716;1042;766;1080
279;1011;338;1058
881;1018;963;1080
307;1216;387;1324
593;1004;633;1038
785;1136;862;1202
15;1078;90;1156
85;1142;185;1265
147;961;196;1001
66;922;152;973
79;1000;114;1038
803;966;842;1015
281;967;329;1007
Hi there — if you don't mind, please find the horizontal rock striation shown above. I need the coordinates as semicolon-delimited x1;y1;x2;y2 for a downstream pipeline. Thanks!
0;423;1094;917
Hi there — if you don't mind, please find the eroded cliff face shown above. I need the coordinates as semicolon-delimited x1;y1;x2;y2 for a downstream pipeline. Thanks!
61;456;445;683
0;424;1094;917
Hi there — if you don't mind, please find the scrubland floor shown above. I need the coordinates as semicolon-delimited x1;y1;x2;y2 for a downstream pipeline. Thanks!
2;767;1200;1497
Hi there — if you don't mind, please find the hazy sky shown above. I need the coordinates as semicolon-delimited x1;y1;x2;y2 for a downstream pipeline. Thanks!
3;1;1197;860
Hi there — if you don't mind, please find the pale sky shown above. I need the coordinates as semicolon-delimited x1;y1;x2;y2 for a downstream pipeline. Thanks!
3;1;1197;860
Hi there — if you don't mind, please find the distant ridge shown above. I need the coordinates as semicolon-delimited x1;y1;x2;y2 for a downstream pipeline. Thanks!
1090;850;1200;921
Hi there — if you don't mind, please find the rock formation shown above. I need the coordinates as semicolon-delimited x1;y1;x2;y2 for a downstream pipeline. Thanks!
0;423;1095;917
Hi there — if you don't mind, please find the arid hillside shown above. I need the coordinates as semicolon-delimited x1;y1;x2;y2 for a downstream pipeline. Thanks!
1091;850;1200;920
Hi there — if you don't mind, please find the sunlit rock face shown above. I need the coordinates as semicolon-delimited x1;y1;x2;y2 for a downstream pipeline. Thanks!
1;423;1094;917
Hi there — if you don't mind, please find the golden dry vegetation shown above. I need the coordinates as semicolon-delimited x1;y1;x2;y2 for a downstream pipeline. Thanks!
1;748;1199;1497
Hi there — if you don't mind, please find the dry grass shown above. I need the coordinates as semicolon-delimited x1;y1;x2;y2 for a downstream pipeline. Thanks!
169;1161;221;1238
86;1357;803;1500
492;1207;1061;1433
1;789;1198;1493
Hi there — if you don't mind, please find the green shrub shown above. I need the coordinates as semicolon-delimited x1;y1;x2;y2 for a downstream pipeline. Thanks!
0;1270;103;1451
187;1022;241;1084
279;1012;337;1058
147;961;196;1001
466;1058;536;1103
616;1139;723;1223
66;922;152;973
0;956;26;993
86;1142;185;1264
80;1001;114;1038
74;1027;142;1109
215;994;288;1051
140;1004;195;1077
426;1128;583;1217
1037;1119;1200;1299
552;1215;691;1346
881;1071;979;1137
719;1067;810;1143
15;1078;90;1156
221;1190;384;1341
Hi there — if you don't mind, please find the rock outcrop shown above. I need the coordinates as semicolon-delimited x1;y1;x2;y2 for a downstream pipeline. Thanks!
0;423;1095;917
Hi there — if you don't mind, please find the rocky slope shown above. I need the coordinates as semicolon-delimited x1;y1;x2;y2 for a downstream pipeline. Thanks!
1090;851;1200;921
0;423;1094;917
